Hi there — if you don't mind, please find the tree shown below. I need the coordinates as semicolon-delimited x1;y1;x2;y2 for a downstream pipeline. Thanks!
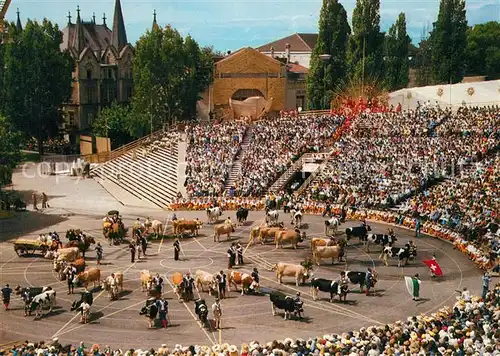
307;0;350;109
414;24;433;87
466;22;500;79
0;115;21;187
92;102;134;150
384;13;411;91
428;0;468;84
2;19;73;155
347;0;385;85
132;25;213;133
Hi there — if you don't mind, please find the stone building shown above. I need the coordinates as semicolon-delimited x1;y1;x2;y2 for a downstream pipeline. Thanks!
200;47;308;120
256;33;317;69
60;0;134;131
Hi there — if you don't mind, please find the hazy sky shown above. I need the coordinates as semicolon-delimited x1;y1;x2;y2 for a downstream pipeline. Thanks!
6;0;500;51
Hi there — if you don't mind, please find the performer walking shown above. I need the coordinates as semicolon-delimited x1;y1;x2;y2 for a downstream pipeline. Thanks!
1;284;12;310
152;273;164;296
66;264;77;294
236;243;244;265
129;243;136;263
95;242;103;265
365;268;373;296
216;271;227;299
227;243;236;269
212;299;222;329
173;238;181;261
156;298;169;328
412;274;421;301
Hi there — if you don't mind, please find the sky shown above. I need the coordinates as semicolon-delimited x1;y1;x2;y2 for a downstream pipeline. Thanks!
6;0;500;51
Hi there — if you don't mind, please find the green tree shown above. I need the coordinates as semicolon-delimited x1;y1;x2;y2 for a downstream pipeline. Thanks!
347;0;385;85
0;115;21;187
428;0;468;84
92;102;134;150
466;22;500;79
132;25;213;134
2;19;73;155
384;13;411;91
307;0;350;109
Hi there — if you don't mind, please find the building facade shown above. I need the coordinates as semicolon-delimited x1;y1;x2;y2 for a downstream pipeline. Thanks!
200;47;308;120
60;0;133;131
256;33;317;69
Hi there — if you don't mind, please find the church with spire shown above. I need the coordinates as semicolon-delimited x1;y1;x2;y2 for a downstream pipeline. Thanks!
60;0;134;131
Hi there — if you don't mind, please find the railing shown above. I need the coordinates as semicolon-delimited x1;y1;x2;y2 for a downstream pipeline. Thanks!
298;109;331;117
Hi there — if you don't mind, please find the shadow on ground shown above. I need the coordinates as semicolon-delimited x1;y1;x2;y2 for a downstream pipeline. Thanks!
0;210;68;242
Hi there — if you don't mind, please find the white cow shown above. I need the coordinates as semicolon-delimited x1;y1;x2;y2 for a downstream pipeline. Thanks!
324;217;340;236
206;207;223;224
194;270;216;294
30;290;57;317
266;210;280;227
293;211;303;228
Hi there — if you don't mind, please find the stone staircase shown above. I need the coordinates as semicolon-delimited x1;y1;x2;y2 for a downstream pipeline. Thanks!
92;143;179;209
225;126;252;192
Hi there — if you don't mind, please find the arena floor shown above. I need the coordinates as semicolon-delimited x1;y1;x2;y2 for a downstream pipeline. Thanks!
0;210;484;349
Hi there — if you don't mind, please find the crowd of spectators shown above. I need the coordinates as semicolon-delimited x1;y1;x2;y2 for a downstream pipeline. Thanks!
138;131;182;158
230;114;344;197
6;285;499;356
308;106;500;209
184;121;247;197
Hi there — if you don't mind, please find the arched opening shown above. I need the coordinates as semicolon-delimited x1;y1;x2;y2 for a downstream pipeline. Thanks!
231;89;265;101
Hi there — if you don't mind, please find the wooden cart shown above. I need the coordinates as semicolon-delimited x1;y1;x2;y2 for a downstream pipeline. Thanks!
13;239;49;256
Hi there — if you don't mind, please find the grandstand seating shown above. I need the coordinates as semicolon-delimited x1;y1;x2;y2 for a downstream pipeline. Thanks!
93;142;180;209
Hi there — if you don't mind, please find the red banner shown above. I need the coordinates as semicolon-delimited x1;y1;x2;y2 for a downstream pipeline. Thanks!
423;259;443;276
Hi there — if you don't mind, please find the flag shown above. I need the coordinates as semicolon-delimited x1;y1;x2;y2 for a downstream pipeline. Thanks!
404;276;414;297
423;259;443;276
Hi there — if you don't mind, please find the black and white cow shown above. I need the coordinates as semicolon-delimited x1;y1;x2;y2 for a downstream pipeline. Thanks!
269;291;302;320
345;271;377;292
310;278;347;302
206;207;223;224
381;244;416;267
266;210;280;227
361;234;398;252
324;217;341;236
292;210;303;228
345;225;371;242
236;207;249;225
29;290;56;318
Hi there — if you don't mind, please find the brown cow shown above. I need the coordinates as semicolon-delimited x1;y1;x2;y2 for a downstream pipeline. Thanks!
74;268;101;288
275;229;306;249
213;223;236;242
273;262;310;286
258;226;286;245
228;271;258;295
312;245;344;265
173;220;203;236
140;270;153;292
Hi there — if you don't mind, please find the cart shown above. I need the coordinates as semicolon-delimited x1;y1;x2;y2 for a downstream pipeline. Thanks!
13;239;49;256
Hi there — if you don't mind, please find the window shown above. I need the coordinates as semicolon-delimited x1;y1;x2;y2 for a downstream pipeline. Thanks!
86;87;94;103
125;86;132;100
88;112;94;125
68;112;75;126
86;69;92;79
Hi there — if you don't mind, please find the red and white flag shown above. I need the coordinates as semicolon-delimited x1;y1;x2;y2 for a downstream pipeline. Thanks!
423;259;443;276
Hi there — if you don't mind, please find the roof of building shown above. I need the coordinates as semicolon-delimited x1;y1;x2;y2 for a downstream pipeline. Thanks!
215;47;285;67
287;62;309;74
256;33;318;53
61;22;113;53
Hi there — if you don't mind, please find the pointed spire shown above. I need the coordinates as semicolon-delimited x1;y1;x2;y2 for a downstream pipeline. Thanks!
102;13;107;26
74;5;85;54
152;9;159;30
67;11;72;25
111;0;127;51
16;8;22;31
